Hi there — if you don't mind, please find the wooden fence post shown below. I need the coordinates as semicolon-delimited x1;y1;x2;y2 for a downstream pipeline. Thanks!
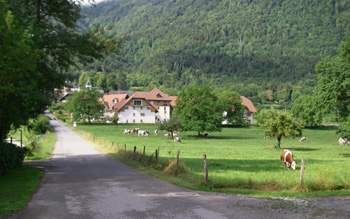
143;146;146;156
177;149;180;167
300;159;305;185
133;146;136;156
155;149;158;161
203;154;208;182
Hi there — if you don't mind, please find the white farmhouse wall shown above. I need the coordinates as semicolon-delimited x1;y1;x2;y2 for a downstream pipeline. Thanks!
118;105;156;123
156;106;171;122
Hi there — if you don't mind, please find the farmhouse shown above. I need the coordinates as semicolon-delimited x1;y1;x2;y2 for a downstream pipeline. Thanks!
241;96;257;124
102;88;176;124
222;96;257;125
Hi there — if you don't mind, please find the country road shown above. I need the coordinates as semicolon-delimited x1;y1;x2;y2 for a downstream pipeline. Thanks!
8;118;350;218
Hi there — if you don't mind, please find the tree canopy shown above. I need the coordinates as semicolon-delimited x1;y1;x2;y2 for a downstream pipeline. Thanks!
66;89;104;123
315;39;350;137
0;0;123;141
218;91;244;126
262;112;304;148
175;85;223;136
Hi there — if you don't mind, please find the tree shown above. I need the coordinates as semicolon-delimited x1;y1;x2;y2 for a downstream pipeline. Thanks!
175;85;223;136
315;40;350;122
158;114;181;138
262;112;304;148
66;89;104;123
218;91;245;126
291;95;323;127
0;0;124;141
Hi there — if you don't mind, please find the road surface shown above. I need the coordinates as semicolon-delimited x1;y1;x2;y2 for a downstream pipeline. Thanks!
9;118;350;218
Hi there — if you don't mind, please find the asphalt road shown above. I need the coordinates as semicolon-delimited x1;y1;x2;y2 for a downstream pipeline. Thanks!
8;118;350;219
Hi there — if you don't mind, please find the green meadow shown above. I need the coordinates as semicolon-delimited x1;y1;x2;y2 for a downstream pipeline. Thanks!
73;123;350;196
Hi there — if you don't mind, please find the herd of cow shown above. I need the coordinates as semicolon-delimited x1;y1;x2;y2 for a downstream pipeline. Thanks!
123;128;182;143
122;129;348;170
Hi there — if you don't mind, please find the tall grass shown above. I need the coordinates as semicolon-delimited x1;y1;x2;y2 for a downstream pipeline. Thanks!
73;123;350;195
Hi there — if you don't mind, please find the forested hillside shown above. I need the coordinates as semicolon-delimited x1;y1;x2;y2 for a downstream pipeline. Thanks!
70;0;350;105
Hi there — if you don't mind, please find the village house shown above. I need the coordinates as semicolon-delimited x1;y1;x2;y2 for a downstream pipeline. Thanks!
101;88;177;124
222;96;257;125
241;96;257;124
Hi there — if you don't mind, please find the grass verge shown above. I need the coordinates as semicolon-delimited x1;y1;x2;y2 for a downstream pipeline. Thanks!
0;166;43;218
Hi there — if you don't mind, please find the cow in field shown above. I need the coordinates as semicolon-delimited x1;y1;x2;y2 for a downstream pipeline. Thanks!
154;130;158;135
280;149;297;170
124;129;131;134
174;137;181;143
132;128;140;134
164;133;171;137
138;130;149;136
298;137;307;142
339;138;349;146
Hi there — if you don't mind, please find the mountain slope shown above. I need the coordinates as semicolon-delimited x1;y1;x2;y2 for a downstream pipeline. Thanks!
77;0;350;91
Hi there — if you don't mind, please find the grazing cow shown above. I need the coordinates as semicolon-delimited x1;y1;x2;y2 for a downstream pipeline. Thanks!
132;128;140;134
124;129;130;134
164;133;171;137
298;137;307;142
138;130;149;136
154;130;158;135
174;137;181;143
339;137;349;146
280;149;297;170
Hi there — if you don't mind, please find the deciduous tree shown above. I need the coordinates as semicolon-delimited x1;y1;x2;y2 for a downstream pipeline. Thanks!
66;89;104;123
175;85;222;136
0;0;124;141
218;91;245;126
262;112;304;148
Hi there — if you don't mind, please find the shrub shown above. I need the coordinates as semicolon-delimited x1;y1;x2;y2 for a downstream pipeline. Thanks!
28;116;51;134
0;142;25;176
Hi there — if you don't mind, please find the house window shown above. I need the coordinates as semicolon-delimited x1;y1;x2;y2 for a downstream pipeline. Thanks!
157;101;161;104
134;100;142;106
147;107;150;110
140;113;145;117
133;106;135;110
133;113;135;116
140;107;143;110
133;119;135;123
126;106;129;110
164;107;166;110
140;119;143;123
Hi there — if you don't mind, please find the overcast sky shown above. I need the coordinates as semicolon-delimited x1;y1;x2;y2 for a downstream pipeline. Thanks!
80;0;111;6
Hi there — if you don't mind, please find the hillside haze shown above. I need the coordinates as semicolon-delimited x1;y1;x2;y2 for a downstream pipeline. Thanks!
77;0;350;95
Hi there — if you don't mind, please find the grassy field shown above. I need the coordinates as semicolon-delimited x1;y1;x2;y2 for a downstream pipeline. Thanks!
0;166;43;218
73;123;350;196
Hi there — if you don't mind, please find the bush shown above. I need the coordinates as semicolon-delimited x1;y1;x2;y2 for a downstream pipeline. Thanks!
28;116;51;134
0;142;25;176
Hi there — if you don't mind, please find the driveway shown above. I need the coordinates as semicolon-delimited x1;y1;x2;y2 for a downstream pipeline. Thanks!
9;118;350;218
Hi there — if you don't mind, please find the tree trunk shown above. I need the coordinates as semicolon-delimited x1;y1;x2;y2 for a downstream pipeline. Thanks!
198;131;201;137
277;136;281;148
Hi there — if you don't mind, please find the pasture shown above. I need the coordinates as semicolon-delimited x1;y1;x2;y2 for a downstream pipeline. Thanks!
73;123;350;196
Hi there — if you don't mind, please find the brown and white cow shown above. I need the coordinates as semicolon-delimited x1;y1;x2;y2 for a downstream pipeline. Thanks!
280;149;297;170
154;129;158;135
298;137;307;142
174;137;181;143
339;137;349;146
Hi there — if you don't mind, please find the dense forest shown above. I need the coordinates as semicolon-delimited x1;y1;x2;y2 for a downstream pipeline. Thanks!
68;0;350;106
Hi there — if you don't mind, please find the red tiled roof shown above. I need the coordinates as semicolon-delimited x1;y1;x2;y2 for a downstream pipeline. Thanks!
101;94;128;110
241;96;257;113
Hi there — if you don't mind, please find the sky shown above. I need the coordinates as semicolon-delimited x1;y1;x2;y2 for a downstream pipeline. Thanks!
79;0;110;6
